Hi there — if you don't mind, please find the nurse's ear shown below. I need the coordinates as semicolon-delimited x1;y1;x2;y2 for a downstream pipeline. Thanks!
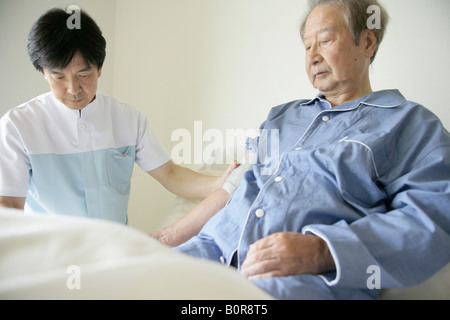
97;66;102;78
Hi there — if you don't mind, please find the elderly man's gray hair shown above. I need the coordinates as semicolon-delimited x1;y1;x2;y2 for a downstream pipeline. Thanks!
300;0;390;63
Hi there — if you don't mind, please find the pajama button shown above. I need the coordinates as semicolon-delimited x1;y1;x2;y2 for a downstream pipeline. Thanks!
255;209;265;218
275;176;283;182
322;115;330;122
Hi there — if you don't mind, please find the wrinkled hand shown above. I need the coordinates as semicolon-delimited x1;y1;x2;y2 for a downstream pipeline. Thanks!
241;232;336;280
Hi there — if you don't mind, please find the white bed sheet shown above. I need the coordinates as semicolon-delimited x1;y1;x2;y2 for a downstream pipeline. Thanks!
0;208;272;300
2;206;449;300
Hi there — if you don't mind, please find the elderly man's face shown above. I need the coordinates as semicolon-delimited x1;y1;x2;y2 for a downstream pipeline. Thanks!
303;4;372;100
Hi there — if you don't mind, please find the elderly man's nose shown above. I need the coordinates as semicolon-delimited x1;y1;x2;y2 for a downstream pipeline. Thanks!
307;48;322;66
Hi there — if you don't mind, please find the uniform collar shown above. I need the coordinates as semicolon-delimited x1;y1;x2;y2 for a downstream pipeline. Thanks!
53;92;101;118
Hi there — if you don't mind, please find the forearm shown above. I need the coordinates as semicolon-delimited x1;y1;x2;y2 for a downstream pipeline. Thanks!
149;160;238;199
150;188;231;247
303;146;450;289
166;165;222;199
0;196;26;210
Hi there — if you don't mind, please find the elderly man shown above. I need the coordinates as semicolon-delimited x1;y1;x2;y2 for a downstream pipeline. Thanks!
172;0;450;299
0;8;235;223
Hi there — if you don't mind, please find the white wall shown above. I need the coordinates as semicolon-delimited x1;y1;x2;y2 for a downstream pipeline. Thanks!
112;0;313;231
1;0;449;232
372;0;450;126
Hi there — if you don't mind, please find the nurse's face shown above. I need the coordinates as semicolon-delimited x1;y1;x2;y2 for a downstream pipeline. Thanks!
43;51;102;111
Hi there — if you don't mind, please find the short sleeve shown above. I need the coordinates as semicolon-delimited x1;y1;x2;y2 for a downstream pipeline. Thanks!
0;115;31;197
134;115;171;172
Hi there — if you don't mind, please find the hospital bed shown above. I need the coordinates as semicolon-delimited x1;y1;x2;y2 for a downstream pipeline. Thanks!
1;203;449;300
158;161;450;300
1;160;449;300
162;196;450;300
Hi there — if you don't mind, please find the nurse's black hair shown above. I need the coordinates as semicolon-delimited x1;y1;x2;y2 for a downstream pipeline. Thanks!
27;7;106;72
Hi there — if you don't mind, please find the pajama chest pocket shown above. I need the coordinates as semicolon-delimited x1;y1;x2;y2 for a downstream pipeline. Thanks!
106;147;136;187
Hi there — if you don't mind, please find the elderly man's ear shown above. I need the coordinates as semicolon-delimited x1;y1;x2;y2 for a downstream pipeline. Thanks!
362;29;378;60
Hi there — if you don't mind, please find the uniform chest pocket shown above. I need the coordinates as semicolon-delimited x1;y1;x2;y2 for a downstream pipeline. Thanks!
106;147;136;186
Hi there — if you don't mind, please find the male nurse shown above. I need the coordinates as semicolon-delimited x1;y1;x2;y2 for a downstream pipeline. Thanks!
0;8;235;224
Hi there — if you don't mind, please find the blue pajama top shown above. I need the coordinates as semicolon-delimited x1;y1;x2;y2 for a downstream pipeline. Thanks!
176;89;450;299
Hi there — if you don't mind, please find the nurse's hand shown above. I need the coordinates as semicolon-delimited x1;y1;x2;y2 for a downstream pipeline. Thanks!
216;160;240;188
241;232;336;280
